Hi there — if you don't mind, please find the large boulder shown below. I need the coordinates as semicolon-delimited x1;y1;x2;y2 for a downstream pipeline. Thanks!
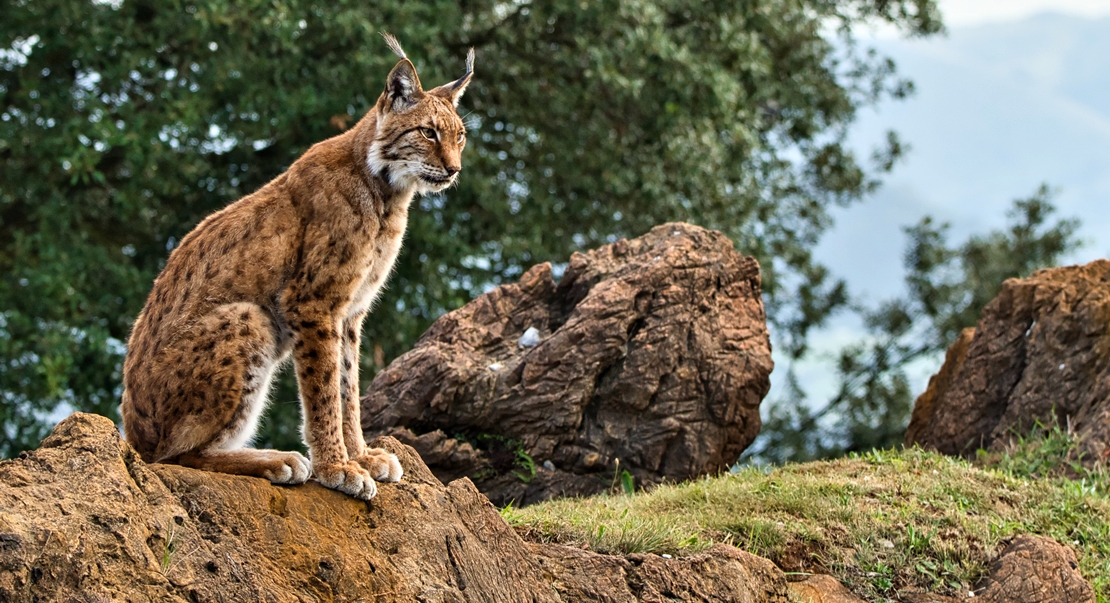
894;537;1094;603
976;536;1094;603
0;413;791;602
906;260;1110;459
361;223;773;505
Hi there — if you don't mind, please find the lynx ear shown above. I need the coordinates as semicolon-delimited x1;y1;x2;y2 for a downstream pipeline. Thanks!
431;48;475;107
384;59;423;112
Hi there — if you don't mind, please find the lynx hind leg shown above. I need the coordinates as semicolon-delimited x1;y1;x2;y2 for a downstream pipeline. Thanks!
176;448;311;485
154;302;305;486
353;448;403;482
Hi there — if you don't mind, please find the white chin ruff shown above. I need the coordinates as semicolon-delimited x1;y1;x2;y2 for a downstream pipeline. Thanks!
366;143;453;195
416;178;453;195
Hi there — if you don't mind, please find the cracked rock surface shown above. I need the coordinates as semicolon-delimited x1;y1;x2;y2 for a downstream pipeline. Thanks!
361;223;773;506
976;536;1094;603
907;260;1110;461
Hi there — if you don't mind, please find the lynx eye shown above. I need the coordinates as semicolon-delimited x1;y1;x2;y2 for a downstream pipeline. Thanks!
457;131;465;143
419;127;437;140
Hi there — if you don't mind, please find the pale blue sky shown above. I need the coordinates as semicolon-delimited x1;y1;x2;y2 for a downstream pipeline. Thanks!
938;0;1110;26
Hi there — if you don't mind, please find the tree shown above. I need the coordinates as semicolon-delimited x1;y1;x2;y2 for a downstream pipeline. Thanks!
0;0;941;457
750;186;1083;464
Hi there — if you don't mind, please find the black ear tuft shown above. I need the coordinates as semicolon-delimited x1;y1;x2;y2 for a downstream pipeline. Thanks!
385;59;423;112
429;48;475;108
380;31;407;59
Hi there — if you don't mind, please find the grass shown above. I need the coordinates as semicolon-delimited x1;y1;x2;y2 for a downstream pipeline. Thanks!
156;522;200;578
504;427;1110;602
158;525;179;576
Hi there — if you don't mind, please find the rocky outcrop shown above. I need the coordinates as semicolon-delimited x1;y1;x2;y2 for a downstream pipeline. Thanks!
896;536;1094;603
903;327;975;448
1;416;1094;602
976;536;1094;603
361;223;773;505
0;413;790;602
906;260;1110;459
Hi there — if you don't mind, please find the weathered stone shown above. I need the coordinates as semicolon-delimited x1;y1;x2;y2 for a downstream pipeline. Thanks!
976;536;1094;603
534;544;789;602
787;574;865;603
906;260;1110;460
0;413;791;602
904;327;975;449
362;223;773;505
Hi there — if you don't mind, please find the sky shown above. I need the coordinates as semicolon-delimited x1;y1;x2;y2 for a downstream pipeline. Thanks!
939;0;1110;26
775;1;1110;406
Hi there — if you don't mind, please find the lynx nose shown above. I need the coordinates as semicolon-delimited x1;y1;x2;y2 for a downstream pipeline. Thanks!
445;166;460;177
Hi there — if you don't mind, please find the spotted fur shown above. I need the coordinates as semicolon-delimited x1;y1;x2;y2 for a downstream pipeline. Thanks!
120;35;474;501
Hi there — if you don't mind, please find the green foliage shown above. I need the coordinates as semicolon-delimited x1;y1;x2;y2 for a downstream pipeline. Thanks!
606;459;635;495
1;0;940;455
619;470;635;496
512;448;536;484
978;421;1110;496
752;186;1083;463
455;432;535;482
499;499;520;523
158;525;179;576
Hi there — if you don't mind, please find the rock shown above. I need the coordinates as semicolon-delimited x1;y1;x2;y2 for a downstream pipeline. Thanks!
904;327;975;449
976;536;1094;603
825;537;1093;603
0;413;791;602
535;543;790;602
906;261;1110;459
895;590;961;603
361;223;773;505
787;574;865;603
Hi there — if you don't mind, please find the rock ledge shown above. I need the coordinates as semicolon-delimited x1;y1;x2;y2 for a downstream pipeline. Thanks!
907;260;1110;460
0;413;788;602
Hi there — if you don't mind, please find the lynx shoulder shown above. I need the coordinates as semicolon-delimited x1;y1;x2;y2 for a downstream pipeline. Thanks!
119;34;474;500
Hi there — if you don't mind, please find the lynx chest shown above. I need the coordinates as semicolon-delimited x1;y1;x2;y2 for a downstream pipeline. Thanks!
347;201;410;318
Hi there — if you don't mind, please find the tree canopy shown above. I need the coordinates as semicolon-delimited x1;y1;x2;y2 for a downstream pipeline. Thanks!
0;0;941;456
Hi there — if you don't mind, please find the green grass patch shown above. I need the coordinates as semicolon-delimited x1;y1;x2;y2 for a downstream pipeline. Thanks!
507;434;1110;601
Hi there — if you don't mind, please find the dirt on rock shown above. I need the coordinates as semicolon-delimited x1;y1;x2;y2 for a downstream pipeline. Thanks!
0;413;791;603
906;260;1110;460
360;223;773;506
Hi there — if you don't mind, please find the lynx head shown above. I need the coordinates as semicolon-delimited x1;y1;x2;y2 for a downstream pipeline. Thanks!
367;33;474;195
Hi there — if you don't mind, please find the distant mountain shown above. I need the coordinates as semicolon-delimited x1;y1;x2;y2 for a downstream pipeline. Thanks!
820;13;1110;301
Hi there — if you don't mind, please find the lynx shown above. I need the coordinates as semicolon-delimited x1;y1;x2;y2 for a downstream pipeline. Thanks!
119;35;473;500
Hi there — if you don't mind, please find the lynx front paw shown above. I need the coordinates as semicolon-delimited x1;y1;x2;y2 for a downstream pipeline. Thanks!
262;451;312;485
354;448;403;482
314;460;377;500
